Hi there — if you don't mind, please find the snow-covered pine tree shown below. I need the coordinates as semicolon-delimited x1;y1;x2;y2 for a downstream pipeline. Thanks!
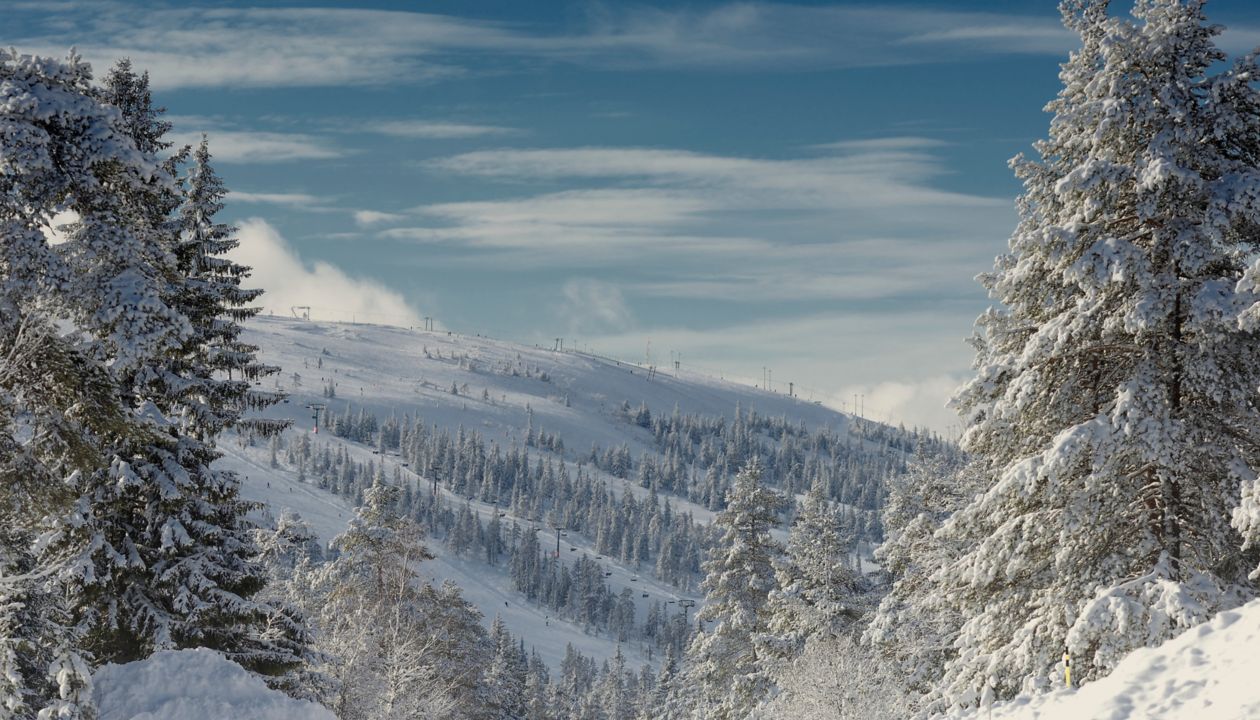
100;58;174;158
678;459;784;720
761;475;862;663
932;0;1260;709
310;479;497;719
312;479;437;719
865;446;981;697
0;48;191;718
8;53;308;685
758;633;906;720
253;510;323;578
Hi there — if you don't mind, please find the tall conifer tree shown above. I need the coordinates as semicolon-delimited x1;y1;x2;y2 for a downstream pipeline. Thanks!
925;0;1260;709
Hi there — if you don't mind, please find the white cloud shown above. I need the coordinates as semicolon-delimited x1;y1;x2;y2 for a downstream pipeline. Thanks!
427;145;1003;209
228;191;328;209
811;136;949;152
353;210;408;227
364;120;518;139
1219;27;1260;55
560;279;635;335
389;142;1014;303
170;130;342;163
833;375;969;438
231;218;423;327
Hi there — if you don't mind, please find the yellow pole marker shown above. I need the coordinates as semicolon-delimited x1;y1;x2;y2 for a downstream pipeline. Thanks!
1063;650;1071;688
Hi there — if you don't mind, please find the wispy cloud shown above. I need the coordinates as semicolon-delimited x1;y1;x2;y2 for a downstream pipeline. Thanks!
228;191;330;209
559;278;636;335
164;114;344;164
11;2;1089;90
381;139;1013;307
425;142;1001;209
362;120;519;139
353;210;408;227
172;130;342;163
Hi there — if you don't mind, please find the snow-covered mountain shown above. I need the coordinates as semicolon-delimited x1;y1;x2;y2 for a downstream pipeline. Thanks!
217;316;911;672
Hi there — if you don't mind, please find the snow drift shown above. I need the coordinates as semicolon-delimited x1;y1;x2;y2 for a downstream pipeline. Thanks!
952;598;1260;720
93;648;335;720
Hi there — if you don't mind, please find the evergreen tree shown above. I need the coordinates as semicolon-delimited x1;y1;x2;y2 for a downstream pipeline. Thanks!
0;48;185;718
930;0;1260;709
762;476;861;662
486;616;526;718
61;60;301;678
679;459;784;719
866;447;981;696
175;137;287;439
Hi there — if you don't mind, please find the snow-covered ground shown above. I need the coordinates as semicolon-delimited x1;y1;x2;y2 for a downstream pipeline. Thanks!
220;316;859;672
951;598;1260;720
94;648;335;720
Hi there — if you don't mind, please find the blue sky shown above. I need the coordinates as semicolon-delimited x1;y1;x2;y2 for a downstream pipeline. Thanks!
13;0;1260;432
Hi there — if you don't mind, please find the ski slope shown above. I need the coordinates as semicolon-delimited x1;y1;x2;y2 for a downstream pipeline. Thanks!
218;439;687;673
219;316;863;672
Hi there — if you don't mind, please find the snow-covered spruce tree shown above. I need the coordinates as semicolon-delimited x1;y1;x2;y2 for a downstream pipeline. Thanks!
0;53;307;688
485;616;526;718
102;60;284;442
865;446;981;698
54;67;305;677
933;0;1260;709
174;136;286;440
760;475;862;663
678;459;784;720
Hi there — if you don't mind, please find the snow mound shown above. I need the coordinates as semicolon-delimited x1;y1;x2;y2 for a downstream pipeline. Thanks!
93;648;335;720
954;598;1260;720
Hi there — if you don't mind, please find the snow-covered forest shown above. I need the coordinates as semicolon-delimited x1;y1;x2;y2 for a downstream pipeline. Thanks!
6;0;1260;718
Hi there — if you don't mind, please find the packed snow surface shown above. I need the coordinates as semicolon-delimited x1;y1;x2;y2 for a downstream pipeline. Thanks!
952;598;1260;720
93;648;335;720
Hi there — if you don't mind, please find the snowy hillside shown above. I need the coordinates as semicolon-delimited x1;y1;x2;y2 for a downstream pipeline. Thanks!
949;599;1260;720
219;316;912;673
240;314;853;457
